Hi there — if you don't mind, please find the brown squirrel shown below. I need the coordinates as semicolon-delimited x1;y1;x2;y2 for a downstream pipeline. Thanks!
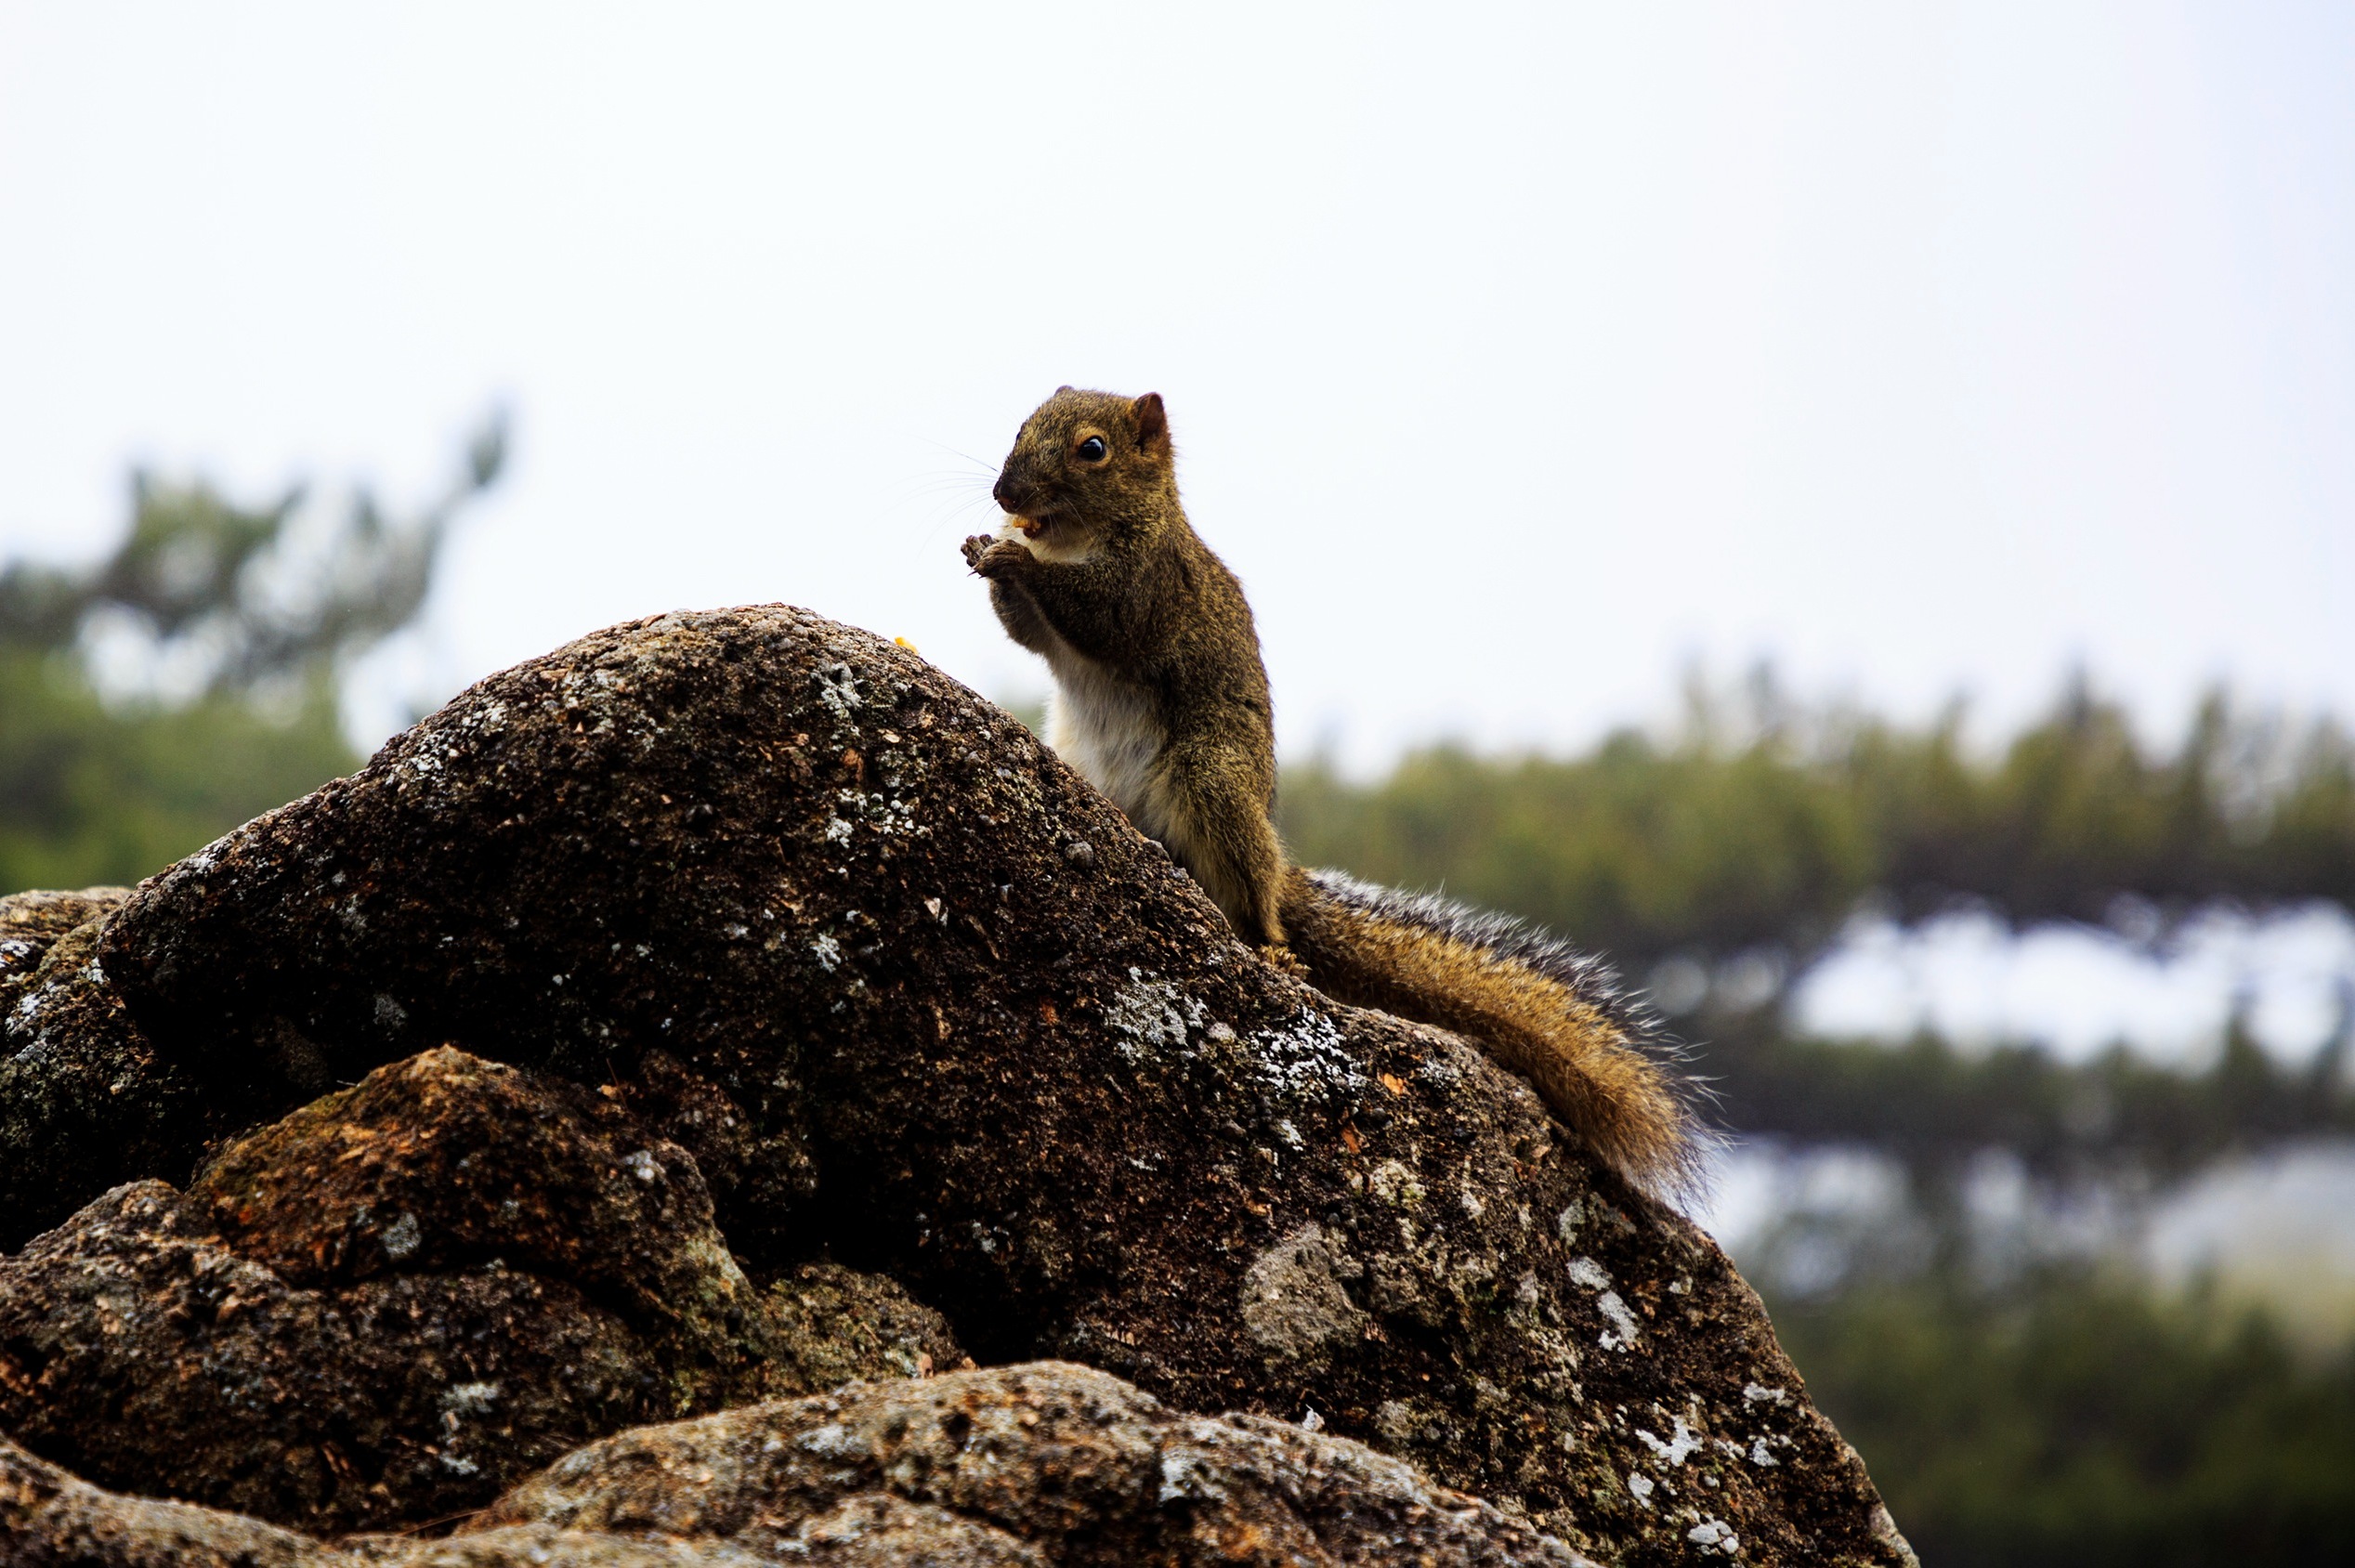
962;387;1704;1199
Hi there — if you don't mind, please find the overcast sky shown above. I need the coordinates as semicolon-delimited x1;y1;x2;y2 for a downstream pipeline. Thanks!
2;2;2348;768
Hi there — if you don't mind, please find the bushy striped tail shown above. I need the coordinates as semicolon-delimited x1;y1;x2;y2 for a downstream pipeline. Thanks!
1279;867;1709;1203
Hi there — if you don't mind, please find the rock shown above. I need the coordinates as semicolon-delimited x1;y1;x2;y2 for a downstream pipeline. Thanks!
0;1431;739;1566
464;1361;1590;1563
0;1365;1596;1564
763;1259;974;1390
0;887;232;1250
0;887;132;1013
0;1045;962;1535
82;605;1908;1563
0;1434;322;1568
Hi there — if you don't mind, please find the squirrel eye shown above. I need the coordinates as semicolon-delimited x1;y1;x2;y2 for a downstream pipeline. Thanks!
1077;436;1108;462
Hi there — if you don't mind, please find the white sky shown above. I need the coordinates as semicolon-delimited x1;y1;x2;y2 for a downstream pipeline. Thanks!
2;2;2349;769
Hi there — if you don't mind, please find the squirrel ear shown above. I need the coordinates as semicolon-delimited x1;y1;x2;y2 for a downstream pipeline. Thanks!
1055;385;1074;395
1132;392;1169;449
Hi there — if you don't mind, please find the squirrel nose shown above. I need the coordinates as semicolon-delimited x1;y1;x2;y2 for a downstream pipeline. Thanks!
992;471;1026;513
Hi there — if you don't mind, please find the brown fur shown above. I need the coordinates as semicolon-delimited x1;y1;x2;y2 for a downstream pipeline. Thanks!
965;388;1700;1198
1278;869;1703;1196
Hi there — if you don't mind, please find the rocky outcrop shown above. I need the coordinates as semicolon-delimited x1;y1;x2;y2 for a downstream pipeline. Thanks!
0;604;1912;1563
0;886;233;1250
0;1046;962;1535
0;887;130;1015
461;1361;1592;1564
1;1365;1596;1564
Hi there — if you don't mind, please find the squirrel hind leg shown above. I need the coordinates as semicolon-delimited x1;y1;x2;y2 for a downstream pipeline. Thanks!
1152;760;1289;948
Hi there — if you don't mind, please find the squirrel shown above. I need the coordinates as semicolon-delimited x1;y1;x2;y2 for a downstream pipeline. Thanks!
962;387;1705;1200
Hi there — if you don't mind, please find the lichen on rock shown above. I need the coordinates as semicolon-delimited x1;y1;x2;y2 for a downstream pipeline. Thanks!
0;885;233;1251
0;1365;1597;1565
0;1044;962;1535
0;604;1917;1564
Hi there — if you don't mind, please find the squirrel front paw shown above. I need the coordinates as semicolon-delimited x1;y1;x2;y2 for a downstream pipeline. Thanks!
962;536;1030;579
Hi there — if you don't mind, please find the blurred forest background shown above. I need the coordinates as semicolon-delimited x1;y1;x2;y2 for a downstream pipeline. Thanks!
6;437;2353;1566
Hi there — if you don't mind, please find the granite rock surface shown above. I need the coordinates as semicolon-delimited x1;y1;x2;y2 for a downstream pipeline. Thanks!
0;606;1913;1563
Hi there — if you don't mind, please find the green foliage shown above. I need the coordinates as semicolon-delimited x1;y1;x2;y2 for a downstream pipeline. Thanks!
0;650;357;893
0;412;505;699
1278;683;2355;975
1773;1267;2355;1567
0;414;504;895
1709;1020;2352;1186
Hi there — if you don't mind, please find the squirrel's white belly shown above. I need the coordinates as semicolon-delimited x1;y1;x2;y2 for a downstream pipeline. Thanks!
1041;648;1169;838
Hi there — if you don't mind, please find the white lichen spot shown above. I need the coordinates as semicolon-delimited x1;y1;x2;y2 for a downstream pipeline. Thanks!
439;1381;500;1415
831;786;922;839
797;1422;865;1459
1373;1400;1421;1446
814;662;864;724
1636;1416;1702;1468
1275;1118;1304;1149
1566;1261;1641;1349
437;1451;480;1476
1556;1199;1587;1244
1103;971;1207;1062
1158;1448;1227;1504
1249;1008;1365;1100
380;1212;422;1261
1459;1189;1486;1220
1627;1471;1655;1508
810;934;844;973
1368;1160;1424;1209
1749;1437;1781;1466
1688;1518;1739;1555
1595;1290;1641;1351
1299;1406;1326;1433
621;1149;661;1183
1742;1382;1790;1406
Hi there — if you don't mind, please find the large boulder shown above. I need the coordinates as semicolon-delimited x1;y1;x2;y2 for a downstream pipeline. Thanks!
0;1046;962;1535
58;604;1908;1564
0;887;232;1249
461;1360;1591;1563
0;1364;1598;1565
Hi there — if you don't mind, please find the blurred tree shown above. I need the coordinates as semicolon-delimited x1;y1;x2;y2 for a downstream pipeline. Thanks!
1773;1265;2355;1568
1705;1009;2353;1191
1280;683;2355;1188
0;413;505;893
1280;676;2355;983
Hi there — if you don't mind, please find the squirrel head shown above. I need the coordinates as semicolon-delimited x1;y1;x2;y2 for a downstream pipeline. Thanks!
993;387;1176;551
